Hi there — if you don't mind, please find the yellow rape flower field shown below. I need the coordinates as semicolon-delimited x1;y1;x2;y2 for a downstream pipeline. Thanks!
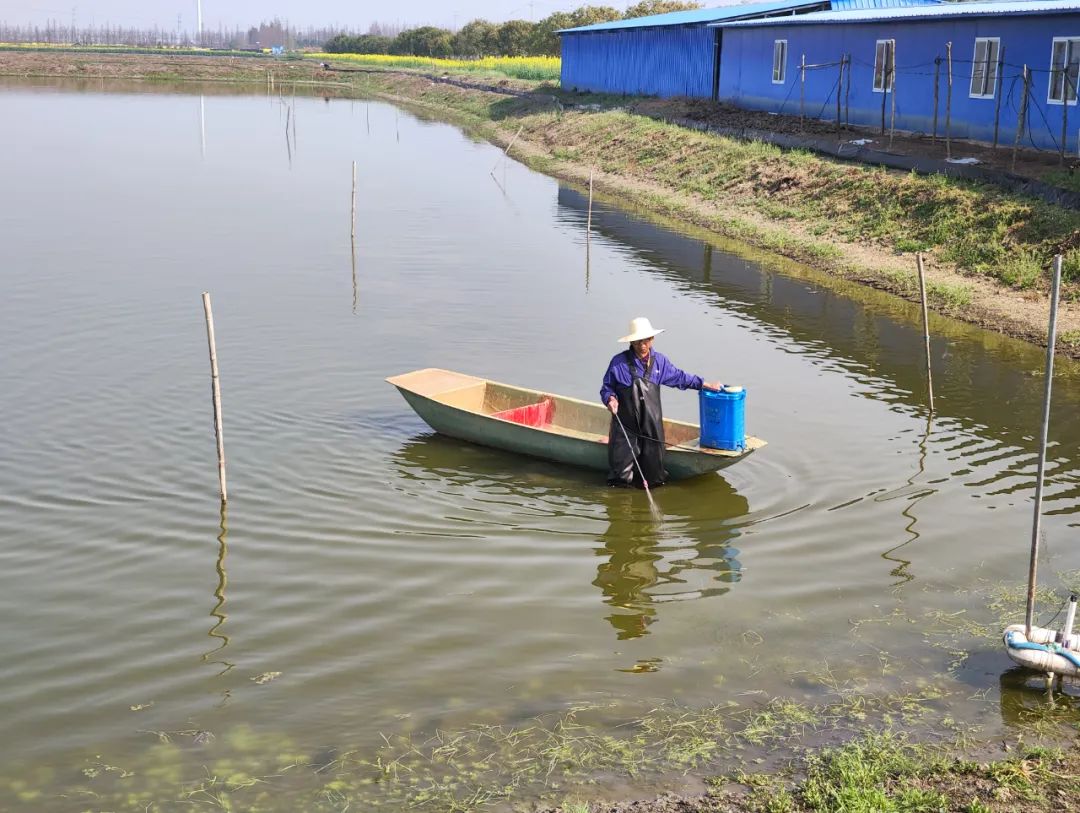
307;52;561;82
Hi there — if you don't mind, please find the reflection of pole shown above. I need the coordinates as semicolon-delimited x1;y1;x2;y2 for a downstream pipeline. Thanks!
586;167;593;292
916;252;935;413
350;161;357;241
203;503;233;675
351;240;358;314
1024;255;1063;638
199;95;206;158
202;292;227;504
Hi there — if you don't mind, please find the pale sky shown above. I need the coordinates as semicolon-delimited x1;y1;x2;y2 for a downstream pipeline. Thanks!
0;0;614;32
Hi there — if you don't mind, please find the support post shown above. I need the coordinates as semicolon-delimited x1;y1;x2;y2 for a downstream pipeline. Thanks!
1013;65;1030;172
1024;255;1063;639
844;54;851;128
932;56;940;143
916;253;935;414
202;292;227;504
889;46;898;149
800;53;806;127
992;45;1005;150
836;54;844;134
351;161;357;241
1061;47;1072;165
945;42;953;159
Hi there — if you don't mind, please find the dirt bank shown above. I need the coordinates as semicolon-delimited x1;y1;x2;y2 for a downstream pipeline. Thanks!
4;48;1079;358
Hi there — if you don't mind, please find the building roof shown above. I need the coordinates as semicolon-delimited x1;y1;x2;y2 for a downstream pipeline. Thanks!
714;0;1080;26
558;0;829;34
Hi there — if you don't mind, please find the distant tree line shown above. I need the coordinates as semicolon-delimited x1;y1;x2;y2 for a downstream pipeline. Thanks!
322;1;702;58
0;18;368;50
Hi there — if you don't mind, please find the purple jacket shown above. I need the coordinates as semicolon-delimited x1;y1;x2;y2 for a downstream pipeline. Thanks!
600;350;703;406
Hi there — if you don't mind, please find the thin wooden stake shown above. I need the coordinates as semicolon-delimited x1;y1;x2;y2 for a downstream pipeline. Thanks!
351;161;357;240
586;167;594;241
916;253;935;414
799;53;806;127
836;54;844;134
945;42;953;159
844;54;851;128
202;292;227;504
1013;65;1030;172
932;56;940;143
490;125;523;176
1024;255;1063;638
992;45;1005;150
888;46;897;149
1061;46;1073;165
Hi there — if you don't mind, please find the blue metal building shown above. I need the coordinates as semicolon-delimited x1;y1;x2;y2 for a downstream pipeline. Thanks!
558;0;938;99
560;1;834;99
715;0;1080;151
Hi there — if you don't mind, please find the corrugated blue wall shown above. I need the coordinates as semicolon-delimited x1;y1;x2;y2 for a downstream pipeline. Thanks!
719;14;1080;151
561;25;715;97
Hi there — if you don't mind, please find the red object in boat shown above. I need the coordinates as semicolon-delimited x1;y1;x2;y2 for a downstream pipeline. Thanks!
491;398;555;428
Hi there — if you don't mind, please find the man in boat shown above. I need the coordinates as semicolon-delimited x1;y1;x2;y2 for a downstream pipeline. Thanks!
601;317;721;488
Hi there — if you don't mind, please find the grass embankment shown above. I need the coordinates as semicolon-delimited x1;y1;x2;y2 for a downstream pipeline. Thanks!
328;67;1080;348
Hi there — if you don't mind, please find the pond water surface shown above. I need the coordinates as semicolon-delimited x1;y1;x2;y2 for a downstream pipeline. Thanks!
2;78;1080;809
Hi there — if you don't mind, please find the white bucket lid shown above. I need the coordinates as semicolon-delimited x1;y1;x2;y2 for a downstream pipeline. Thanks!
722;385;744;393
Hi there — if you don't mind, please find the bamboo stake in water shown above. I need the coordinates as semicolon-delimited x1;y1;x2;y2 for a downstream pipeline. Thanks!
586;168;594;292
587;168;594;242
490;125;523;176
1025;255;1063;638
202;292;227;503
916;253;935;413
350;161;357;240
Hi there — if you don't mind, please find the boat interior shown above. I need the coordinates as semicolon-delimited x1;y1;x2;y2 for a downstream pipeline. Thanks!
389;369;702;446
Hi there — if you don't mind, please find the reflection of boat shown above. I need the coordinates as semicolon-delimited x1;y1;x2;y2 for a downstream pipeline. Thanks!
387;368;765;481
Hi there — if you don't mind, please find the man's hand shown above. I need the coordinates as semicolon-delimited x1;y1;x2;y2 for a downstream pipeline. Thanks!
607;396;619;414
702;381;722;391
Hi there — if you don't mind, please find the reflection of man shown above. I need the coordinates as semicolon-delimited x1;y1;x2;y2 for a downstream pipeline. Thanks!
601;317;721;489
593;481;749;641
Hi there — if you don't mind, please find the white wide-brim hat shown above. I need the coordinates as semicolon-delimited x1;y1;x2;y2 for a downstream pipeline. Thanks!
618;317;665;343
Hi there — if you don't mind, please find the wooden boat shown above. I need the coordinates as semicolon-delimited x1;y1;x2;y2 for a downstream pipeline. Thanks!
386;368;766;480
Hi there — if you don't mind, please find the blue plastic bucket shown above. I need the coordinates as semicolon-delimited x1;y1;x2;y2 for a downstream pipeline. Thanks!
699;386;746;451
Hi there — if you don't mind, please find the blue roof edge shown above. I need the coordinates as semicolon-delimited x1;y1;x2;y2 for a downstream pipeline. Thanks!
557;0;829;34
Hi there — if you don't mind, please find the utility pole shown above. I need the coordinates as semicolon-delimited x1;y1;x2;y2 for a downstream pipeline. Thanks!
196;0;202;43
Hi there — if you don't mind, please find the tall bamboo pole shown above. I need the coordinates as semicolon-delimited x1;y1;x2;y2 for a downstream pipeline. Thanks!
916;253;935;414
1025;255;1063;638
202;293;227;503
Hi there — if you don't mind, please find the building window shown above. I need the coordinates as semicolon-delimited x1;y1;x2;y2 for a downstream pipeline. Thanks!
969;37;1000;99
772;40;787;84
873;39;895;93
1049;37;1080;105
